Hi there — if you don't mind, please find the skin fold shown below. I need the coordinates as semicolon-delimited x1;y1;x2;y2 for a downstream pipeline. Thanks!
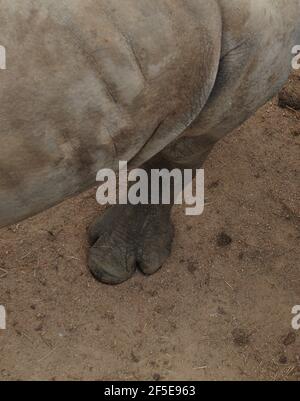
0;0;299;283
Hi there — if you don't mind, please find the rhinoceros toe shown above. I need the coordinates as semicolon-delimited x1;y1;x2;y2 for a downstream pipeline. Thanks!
87;203;174;284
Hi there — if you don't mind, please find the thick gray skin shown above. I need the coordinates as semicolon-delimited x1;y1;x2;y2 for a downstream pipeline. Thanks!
1;0;300;284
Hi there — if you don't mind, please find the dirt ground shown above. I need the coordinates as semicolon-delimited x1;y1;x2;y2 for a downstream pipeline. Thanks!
0;75;299;381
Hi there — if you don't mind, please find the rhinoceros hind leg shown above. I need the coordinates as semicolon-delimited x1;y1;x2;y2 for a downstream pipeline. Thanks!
88;203;174;285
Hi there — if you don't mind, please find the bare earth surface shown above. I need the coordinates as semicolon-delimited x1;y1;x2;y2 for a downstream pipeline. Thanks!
0;76;299;381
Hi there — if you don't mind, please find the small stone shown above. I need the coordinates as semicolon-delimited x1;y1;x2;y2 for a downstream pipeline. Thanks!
282;332;296;347
279;355;288;365
153;373;161;381
217;232;233;247
232;328;251;347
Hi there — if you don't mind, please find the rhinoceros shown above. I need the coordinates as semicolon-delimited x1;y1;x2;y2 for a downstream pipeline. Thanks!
0;0;299;284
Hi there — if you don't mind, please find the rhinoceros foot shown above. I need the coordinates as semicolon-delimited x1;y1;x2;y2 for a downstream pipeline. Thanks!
88;203;174;285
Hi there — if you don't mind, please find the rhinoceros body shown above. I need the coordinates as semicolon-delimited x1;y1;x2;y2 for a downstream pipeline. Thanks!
0;0;300;229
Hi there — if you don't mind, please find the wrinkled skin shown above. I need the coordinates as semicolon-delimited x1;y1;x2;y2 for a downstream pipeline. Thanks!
0;0;299;283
